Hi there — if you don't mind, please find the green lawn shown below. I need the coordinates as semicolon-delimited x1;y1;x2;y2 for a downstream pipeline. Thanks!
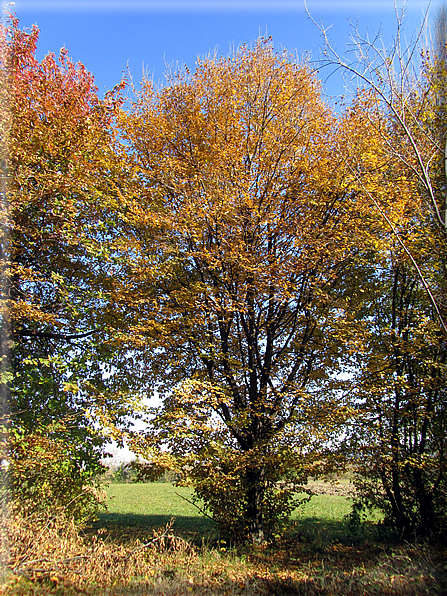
104;482;198;517
95;482;368;543
96;483;216;539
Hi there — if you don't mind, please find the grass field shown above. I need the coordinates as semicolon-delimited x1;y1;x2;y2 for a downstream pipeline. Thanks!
95;481;377;545
78;481;445;595
95;483;216;539
3;482;446;595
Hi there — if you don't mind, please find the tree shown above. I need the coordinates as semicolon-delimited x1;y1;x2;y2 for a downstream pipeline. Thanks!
308;3;447;333
119;40;381;543
345;245;447;541
0;15;139;514
307;6;447;541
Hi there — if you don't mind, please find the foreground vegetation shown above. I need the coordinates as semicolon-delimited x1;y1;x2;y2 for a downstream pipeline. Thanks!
1;482;446;595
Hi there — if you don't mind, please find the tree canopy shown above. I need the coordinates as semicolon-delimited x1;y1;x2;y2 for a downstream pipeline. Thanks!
311;11;447;541
117;40;406;542
0;15;142;515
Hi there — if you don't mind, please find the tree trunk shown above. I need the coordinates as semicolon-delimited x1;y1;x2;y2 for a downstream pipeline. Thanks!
413;466;436;540
245;465;265;544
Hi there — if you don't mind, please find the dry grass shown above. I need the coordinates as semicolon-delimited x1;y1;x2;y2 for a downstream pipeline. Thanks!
1;503;446;596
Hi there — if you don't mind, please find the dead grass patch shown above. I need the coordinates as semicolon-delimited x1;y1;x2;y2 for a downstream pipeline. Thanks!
1;505;446;595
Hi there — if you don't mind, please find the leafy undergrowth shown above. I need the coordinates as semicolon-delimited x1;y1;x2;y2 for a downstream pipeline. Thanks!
1;506;446;596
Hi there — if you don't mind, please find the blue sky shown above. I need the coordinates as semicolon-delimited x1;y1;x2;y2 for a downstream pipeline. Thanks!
4;0;444;101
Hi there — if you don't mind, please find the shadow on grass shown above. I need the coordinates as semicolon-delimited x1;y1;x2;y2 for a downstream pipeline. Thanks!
294;516;380;544
90;512;217;542
91;511;378;547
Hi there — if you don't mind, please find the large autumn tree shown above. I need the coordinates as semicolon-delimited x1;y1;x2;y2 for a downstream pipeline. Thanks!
119;40;386;542
0;15;139;513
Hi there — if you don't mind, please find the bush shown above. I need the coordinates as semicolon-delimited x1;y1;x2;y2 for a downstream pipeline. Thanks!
135;443;312;544
189;446;312;544
0;422;106;522
349;463;447;544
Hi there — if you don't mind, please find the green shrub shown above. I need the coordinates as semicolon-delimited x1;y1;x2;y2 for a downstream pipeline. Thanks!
0;421;106;521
